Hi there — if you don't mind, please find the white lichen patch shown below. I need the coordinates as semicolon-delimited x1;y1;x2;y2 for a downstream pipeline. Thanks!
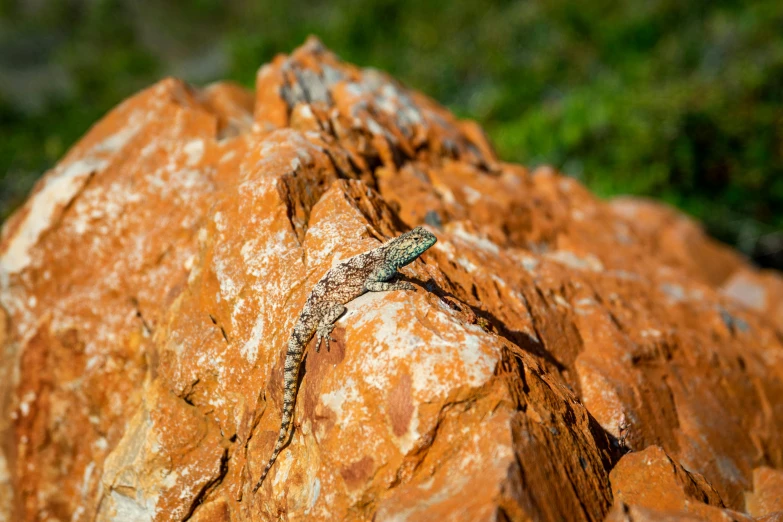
448;222;500;256
432;234;490;274
95;437;109;451
659;282;686;303
109;489;158;522
248;130;317;179
241;229;294;280
545;250;604;272
722;274;767;311
182;139;204;166
365;116;386;137
304;212;374;268
81;461;96;496
456;256;478;273
241;314;265;365
0;156;107;275
320;377;363;426
233;221;305;366
94;121;142;153
219;149;236;164
212;245;242;302
344;291;498;397
462;186;483;205
432;184;457;205
307;477;321;513
4;116;148;274
607;269;641;281
509;251;540;273
18;391;36;417
574;297;598;316
272;448;295;488
431;238;454;255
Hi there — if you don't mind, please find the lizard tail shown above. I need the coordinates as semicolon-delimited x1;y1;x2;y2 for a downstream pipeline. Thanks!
253;329;309;492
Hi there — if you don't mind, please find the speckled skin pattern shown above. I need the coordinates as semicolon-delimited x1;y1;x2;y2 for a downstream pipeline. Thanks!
254;226;437;491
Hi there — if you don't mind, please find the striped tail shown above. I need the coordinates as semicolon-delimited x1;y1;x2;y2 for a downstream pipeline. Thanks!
253;320;313;492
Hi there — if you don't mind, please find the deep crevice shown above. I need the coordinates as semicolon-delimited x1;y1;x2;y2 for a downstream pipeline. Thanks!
182;379;199;407
425;278;566;373
182;448;229;521
130;297;152;335
207;313;229;343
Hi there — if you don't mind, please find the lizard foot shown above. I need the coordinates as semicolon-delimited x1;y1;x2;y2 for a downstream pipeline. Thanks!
315;324;335;353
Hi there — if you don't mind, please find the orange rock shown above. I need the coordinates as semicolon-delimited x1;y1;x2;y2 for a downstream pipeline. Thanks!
1;37;782;521
605;502;754;522
722;268;783;327
746;467;783;517
608;445;753;521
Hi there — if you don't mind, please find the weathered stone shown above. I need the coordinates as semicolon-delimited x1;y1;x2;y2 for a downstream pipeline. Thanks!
605;502;753;522
609;445;753;521
745;467;783;518
722;268;783;326
1;37;782;521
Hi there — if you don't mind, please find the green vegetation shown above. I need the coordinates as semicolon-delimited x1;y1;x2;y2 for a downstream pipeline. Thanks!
2;0;781;267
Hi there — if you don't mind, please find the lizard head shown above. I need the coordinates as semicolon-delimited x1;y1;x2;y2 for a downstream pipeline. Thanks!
389;226;437;268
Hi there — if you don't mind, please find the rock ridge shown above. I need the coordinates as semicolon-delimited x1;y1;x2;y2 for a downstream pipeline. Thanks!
0;37;782;521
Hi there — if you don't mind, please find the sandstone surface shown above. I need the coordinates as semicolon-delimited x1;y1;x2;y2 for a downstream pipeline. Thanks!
1;37;782;521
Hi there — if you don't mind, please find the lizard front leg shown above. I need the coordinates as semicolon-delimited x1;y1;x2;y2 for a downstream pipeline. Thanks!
365;263;414;292
315;303;346;352
365;280;414;291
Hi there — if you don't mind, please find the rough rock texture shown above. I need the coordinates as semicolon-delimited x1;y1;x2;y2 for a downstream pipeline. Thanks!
746;467;783;518
608;445;752;521
1;37;783;521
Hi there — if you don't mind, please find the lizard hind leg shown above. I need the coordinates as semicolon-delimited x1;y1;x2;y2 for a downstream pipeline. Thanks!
315;303;346;353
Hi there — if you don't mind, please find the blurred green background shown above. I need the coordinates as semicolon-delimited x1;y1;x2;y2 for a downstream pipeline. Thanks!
1;0;781;269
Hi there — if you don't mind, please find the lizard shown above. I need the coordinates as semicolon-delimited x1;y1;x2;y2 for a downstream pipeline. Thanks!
253;226;437;492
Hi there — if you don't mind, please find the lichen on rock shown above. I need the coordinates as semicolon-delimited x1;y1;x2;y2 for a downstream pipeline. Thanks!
1;37;782;521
